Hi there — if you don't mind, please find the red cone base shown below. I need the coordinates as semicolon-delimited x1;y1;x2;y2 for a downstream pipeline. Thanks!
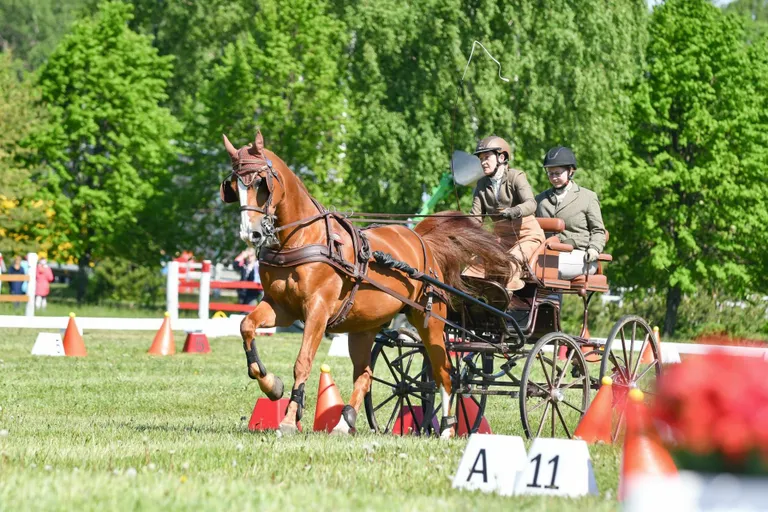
183;332;210;353
248;398;302;432
393;406;439;435
457;397;492;437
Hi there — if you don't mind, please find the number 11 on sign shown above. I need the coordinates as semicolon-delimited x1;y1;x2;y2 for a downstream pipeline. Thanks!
527;454;559;490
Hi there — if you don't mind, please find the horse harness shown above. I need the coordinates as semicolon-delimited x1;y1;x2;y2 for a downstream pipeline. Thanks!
259;199;446;330
227;153;445;329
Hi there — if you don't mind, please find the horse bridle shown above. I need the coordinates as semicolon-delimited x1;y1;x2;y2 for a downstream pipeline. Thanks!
228;154;282;247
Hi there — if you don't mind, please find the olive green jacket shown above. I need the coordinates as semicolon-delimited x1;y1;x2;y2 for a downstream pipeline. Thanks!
535;183;606;254
469;167;537;222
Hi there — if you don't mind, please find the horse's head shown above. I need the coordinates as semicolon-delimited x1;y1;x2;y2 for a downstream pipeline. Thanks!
220;131;285;248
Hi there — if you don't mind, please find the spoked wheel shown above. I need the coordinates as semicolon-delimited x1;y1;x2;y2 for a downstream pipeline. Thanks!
599;315;662;441
364;328;436;435
519;332;591;439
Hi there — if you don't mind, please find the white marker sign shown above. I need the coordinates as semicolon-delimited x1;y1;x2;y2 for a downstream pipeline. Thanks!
328;334;349;357
514;438;598;498
451;434;527;496
31;333;65;356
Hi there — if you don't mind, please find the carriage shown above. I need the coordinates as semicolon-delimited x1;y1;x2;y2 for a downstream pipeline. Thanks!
363;217;662;441
220;131;661;439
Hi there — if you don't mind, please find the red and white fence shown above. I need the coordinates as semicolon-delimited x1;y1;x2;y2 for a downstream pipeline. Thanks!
165;260;263;321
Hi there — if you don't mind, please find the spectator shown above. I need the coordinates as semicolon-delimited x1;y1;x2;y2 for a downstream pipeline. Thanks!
20;255;29;294
8;256;25;310
234;248;263;305
35;258;55;310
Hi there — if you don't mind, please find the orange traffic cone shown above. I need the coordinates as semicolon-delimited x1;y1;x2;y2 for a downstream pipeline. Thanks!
62;312;87;357
574;376;613;444
148;312;175;356
313;364;344;432
639;326;659;364
618;389;677;501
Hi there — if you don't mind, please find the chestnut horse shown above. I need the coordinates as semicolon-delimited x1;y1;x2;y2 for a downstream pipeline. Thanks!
220;131;509;437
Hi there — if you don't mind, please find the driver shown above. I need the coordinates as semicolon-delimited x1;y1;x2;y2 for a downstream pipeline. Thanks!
464;135;545;291
535;146;606;279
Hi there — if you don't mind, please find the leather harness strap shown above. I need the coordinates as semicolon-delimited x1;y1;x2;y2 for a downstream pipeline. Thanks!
259;209;442;328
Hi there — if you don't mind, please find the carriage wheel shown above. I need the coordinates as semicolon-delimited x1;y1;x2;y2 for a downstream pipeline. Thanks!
519;332;590;439
599;315;662;441
364;330;436;435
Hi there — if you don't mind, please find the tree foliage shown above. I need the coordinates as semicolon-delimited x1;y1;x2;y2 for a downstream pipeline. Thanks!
337;0;648;215
0;50;47;255
0;0;92;68
605;0;768;335
175;0;350;259
28;1;181;292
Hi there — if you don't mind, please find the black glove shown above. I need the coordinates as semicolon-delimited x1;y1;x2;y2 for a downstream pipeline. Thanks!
499;206;522;220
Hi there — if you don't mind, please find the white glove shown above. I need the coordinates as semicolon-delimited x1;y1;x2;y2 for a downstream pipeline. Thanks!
585;248;599;263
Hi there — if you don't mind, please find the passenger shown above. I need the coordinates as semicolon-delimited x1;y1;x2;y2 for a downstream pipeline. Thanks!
535;146;606;280
463;135;545;291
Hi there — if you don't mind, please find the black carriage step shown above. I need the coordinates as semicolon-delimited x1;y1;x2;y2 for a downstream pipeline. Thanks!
448;342;530;354
456;389;520;398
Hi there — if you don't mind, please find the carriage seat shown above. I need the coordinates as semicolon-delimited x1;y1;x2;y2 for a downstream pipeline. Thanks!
525;217;612;292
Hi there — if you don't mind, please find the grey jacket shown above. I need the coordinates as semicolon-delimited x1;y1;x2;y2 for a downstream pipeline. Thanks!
469;167;537;221
535;183;606;253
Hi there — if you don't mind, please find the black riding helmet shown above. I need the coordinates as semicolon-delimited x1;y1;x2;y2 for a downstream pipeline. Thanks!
542;146;577;170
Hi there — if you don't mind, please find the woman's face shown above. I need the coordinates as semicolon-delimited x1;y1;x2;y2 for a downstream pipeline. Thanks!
479;151;503;177
546;166;570;188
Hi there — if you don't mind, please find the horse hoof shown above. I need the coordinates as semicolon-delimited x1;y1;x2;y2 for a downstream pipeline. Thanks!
266;375;284;401
279;422;299;436
440;429;454;440
330;417;352;436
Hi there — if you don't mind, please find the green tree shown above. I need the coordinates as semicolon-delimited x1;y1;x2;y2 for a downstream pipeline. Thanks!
337;0;648;214
180;0;350;259
127;0;261;116
0;0;92;68
29;1;181;301
724;0;768;41
0;50;47;255
606;0;768;336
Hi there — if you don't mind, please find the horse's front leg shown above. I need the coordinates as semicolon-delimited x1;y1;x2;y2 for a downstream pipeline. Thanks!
280;303;331;435
241;299;296;400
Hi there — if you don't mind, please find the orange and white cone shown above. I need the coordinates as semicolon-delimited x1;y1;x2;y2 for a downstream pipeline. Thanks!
618;388;677;501
63;312;87;357
148;312;175;356
574;376;613;444
313;364;344;432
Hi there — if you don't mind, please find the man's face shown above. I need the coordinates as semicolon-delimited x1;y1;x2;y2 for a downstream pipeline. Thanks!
546;166;570;188
479;151;502;176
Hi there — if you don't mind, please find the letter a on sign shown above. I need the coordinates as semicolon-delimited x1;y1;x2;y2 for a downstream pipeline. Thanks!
451;434;527;496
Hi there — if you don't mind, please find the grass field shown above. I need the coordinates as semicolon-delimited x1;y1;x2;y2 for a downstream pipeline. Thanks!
0;329;622;511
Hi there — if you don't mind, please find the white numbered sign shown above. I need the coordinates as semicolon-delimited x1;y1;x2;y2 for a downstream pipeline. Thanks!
31;333;65;356
514;438;598;497
451;434;527;496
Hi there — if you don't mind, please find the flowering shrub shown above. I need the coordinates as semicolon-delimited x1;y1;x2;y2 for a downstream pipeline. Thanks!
652;351;768;474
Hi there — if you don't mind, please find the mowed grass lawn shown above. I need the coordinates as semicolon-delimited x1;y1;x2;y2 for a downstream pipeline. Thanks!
0;329;621;511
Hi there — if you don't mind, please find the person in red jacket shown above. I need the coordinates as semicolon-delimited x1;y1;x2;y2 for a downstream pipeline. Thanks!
35;258;54;310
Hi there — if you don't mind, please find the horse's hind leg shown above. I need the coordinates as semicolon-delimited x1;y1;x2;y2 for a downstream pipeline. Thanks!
241;299;296;400
331;330;376;435
409;307;455;439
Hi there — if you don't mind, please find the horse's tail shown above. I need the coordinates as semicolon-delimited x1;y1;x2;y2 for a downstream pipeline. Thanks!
414;211;511;294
